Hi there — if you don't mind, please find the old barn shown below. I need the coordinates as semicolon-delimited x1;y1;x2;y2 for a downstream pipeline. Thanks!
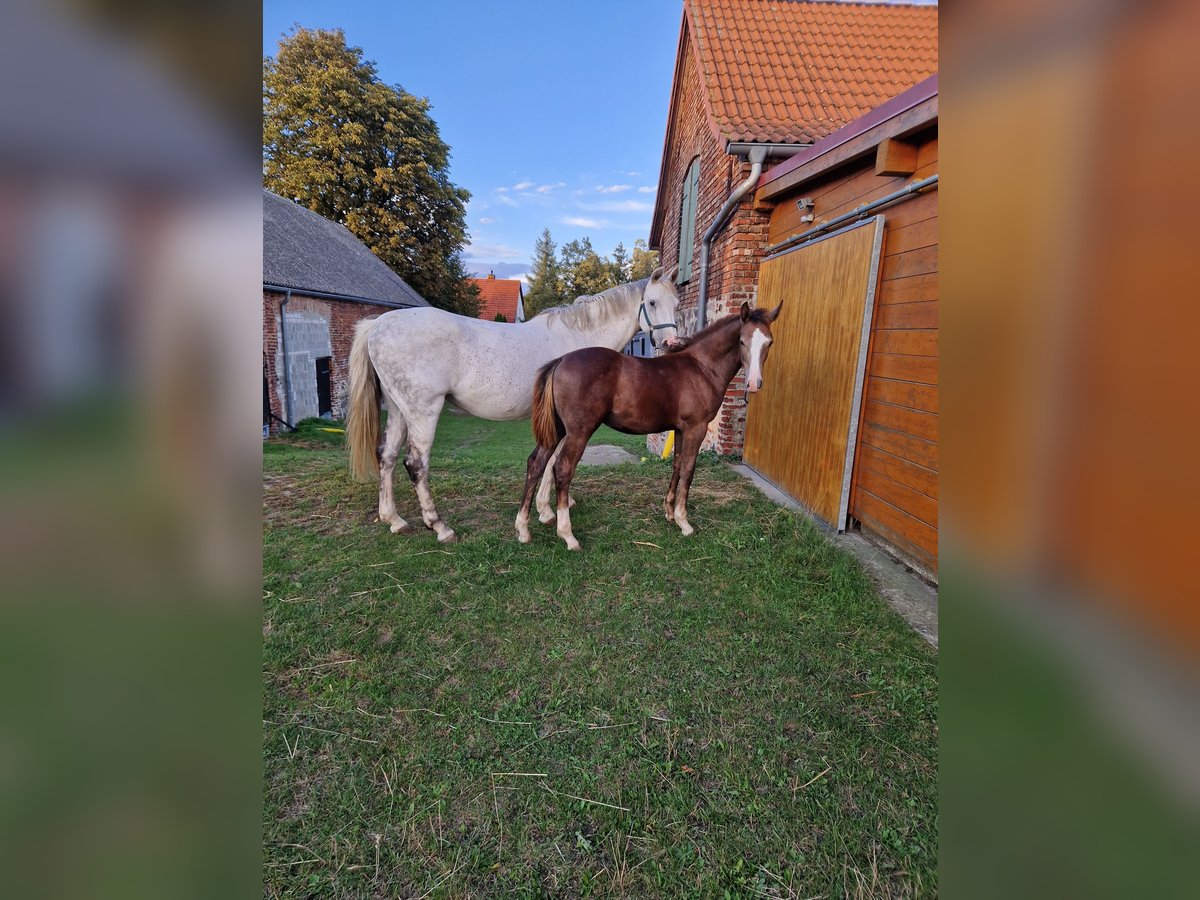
262;190;428;433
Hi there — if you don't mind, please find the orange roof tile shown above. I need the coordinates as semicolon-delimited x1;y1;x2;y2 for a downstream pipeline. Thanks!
471;275;524;323
687;0;938;145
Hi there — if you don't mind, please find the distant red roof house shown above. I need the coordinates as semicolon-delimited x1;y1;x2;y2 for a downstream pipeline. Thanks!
470;272;525;323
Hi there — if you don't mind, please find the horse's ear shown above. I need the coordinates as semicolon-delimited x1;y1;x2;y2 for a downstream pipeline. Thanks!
666;263;678;282
766;300;783;323
649;266;664;282
740;302;751;321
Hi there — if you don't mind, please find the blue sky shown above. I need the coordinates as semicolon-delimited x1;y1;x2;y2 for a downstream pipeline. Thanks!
263;0;684;281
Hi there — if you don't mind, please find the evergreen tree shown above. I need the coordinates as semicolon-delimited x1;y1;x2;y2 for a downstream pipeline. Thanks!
523;228;563;317
559;237;616;299
610;241;630;283
264;27;480;316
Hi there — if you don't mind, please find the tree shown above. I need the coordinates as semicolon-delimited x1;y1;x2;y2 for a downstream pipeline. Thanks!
610;241;630;284
523;228;563;318
559;237;616;299
264;27;480;317
629;238;660;280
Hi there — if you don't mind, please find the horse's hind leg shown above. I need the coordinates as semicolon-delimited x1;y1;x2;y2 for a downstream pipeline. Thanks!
377;403;414;534
403;403;457;544
536;439;576;524
552;431;590;551
516;443;556;543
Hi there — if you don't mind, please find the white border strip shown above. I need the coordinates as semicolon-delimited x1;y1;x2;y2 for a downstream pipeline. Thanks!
836;215;886;531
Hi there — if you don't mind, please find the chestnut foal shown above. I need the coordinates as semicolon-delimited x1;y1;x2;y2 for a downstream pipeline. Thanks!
515;301;782;550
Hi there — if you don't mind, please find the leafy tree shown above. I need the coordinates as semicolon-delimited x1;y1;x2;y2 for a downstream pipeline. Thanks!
559;237;616;299
629;238;660;280
264;27;480;317
610;241;630;284
523;228;563;317
494;312;508;322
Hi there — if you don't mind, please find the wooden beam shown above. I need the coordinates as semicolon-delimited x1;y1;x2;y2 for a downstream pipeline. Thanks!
756;95;937;203
875;138;918;176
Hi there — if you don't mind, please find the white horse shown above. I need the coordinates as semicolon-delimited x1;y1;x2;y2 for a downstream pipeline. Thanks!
346;268;681;542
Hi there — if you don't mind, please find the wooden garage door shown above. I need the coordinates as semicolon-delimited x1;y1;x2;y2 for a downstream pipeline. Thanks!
743;216;884;528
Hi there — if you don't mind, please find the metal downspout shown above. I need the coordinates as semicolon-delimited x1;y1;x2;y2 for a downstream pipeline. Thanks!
279;289;294;429
697;146;767;327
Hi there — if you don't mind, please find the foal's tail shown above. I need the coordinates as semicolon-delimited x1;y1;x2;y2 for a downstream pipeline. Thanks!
346;318;381;482
532;359;564;449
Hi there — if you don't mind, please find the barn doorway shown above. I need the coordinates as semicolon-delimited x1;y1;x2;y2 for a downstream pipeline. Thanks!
742;216;885;529
315;356;332;417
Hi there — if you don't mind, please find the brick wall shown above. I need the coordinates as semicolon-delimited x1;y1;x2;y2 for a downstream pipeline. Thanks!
263;289;393;434
651;31;779;456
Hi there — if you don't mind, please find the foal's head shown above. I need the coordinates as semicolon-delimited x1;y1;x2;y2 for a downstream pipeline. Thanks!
738;301;783;393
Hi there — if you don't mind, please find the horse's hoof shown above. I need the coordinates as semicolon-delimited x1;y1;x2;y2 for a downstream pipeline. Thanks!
438;530;458;544
568;496;576;509
390;522;416;535
679;524;695;537
567;542;582;552
516;531;531;544
538;510;556;525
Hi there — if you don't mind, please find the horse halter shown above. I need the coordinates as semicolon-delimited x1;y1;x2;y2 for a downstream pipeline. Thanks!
638;300;679;349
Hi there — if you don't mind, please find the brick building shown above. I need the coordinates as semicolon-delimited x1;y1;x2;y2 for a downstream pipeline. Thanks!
263;190;428;433
648;0;937;454
470;271;525;323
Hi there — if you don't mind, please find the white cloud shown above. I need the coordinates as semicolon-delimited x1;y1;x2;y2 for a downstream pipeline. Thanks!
495;193;517;207
477;216;496;225
637;185;657;194
493;186;509;193
465;240;524;261
512;180;535;190
578;199;654;213
596;184;632;194
535;181;566;194
562;216;607;228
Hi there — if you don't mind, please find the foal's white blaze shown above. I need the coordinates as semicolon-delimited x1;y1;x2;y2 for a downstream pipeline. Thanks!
746;329;770;393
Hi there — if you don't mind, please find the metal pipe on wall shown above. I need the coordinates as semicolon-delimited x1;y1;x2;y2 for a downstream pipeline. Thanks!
765;174;939;256
696;145;767;328
279;289;294;429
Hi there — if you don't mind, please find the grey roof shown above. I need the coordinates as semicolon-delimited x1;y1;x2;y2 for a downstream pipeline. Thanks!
263;191;428;308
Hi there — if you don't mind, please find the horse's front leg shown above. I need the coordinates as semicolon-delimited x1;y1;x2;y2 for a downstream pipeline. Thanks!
672;426;707;537
404;412;457;543
536;439;575;524
378;406;415;534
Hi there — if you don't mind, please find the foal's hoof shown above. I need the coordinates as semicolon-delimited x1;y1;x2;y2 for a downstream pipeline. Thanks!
678;524;695;537
390;522;416;535
516;530;532;544
438;529;458;544
538;510;556;525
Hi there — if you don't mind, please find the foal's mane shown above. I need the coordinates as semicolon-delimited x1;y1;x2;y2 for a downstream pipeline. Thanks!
535;278;649;331
665;308;765;353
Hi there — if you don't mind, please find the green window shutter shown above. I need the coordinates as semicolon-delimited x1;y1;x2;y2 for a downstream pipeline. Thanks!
678;158;699;283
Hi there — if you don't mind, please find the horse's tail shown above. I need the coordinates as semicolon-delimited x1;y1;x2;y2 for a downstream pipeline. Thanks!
532;359;564;449
346;318;381;482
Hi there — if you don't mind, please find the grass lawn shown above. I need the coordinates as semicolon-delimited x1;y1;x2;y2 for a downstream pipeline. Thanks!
263;413;938;898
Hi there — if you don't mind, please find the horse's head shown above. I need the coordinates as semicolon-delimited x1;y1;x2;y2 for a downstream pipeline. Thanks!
639;266;681;348
739;300;783;393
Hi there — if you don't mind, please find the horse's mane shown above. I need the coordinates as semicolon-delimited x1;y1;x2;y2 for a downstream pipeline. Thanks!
666;307;762;353
535;278;648;331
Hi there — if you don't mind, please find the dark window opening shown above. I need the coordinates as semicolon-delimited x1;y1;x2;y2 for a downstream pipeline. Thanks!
316;356;332;417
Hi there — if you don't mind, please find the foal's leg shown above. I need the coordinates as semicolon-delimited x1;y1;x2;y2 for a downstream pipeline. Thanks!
535;439;563;524
377;402;414;534
672;426;708;537
663;429;682;523
552;432;591;551
402;400;457;543
516;443;556;543
536;439;575;524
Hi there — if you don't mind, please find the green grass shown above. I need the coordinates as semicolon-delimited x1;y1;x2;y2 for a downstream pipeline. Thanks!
263;413;937;897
